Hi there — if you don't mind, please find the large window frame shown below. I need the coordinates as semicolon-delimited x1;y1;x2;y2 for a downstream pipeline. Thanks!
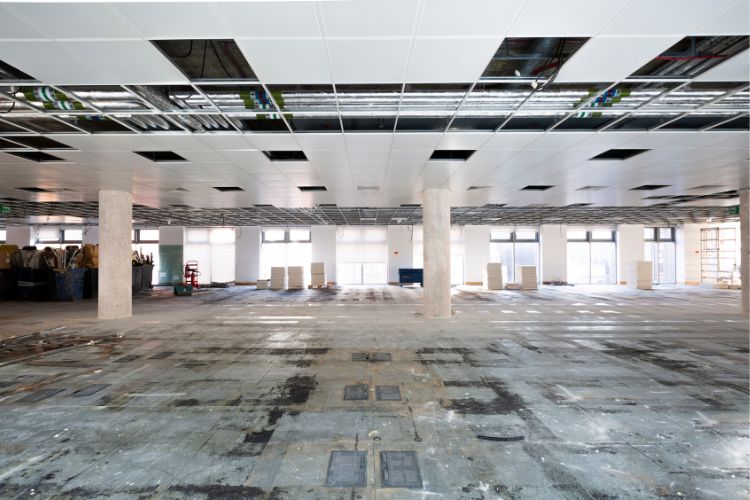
489;227;540;283
567;228;617;284
262;228;311;244
36;227;83;248
644;227;676;284
0;228;5;243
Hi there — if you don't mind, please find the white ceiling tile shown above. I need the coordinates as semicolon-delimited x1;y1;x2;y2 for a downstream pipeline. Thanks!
321;0;419;38
468;149;522;162
601;0;737;35
483;132;541;149
695;49;750;82
391;133;442;149
219;150;269;164
217;2;321;38
245;134;299;150
0;6;47;39
555;36;682;83
438;132;493;150
695;0;750;35
345;134;393;150
508;149;564;162
296;134;346;151
419;0;522;37
114;2;229;39
509;0;622;37
388;150;431;162
236;38;330;84
348;149;390;163
407;37;499;83
8;3;140;39
305;150;349;164
328;38;410;83
526;132;590;149
0;41;87;84
198;135;255;151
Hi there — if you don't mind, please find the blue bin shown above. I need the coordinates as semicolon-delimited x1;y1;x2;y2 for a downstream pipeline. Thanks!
54;269;85;301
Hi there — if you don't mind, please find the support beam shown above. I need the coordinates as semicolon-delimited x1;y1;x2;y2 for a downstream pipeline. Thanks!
98;190;132;320
422;188;451;318
741;189;749;314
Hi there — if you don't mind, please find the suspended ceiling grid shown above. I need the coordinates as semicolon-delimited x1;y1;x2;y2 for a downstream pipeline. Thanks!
0;0;746;211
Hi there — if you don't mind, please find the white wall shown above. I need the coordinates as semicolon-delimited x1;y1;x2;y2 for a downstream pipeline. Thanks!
463;225;489;284
541;224;567;282
387;225;414;283
311;225;337;282
82;226;98;245
6;226;33;247
677;224;702;284
159;226;184;246
617;224;645;284
235;226;260;283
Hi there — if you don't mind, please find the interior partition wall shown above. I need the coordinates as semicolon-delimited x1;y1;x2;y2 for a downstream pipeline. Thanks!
644;227;676;284
336;226;388;284
488;227;540;284
260;227;312;281
566;228;617;284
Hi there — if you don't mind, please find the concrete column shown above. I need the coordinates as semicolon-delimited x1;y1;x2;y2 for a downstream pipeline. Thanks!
5;226;33;247
422;188;451;318
741;189;749;314
235;226;261;284
98;190;132;320
541;224;567;282
387;225;414;284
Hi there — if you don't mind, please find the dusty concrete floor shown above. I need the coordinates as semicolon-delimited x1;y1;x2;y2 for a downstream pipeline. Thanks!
0;285;748;499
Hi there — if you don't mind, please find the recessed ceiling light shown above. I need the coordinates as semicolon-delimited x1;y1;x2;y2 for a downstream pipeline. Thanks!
213;186;244;192
521;185;554;191
263;150;307;161
630;184;670;191
135;151;188;162
590;149;650;160
430;150;475;160
5;151;66;162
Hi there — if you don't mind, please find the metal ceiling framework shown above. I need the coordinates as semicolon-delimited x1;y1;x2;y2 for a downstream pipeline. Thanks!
0;200;738;228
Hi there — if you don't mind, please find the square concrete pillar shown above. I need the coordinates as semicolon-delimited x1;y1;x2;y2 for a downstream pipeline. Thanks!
741;189;749;314
98;190;132;320
422;188;451;318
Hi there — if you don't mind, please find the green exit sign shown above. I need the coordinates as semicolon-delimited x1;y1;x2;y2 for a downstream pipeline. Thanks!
0;205;10;215
728;205;740;216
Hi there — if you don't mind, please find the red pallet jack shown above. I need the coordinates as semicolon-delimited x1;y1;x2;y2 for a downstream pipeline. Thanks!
184;260;201;289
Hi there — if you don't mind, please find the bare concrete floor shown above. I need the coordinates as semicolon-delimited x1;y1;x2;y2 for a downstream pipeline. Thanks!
0;285;748;499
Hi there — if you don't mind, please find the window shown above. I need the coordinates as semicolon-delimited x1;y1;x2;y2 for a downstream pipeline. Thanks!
644;227;676;284
184;228;236;284
566;228;616;284
132;228;160;286
37;227;61;245
261;227;312;283
489;227;540;283
0;229;5;243
337;227;388;285
62;229;82;243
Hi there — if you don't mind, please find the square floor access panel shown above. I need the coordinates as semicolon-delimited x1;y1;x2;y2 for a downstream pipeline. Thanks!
344;384;369;400
325;451;367;487
380;451;422;488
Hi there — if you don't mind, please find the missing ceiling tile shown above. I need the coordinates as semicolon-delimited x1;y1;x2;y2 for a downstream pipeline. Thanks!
263;150;307;161
298;186;327;192
213;186;244;192
521;185;554;191
6;151;65;162
630;184;670;191
135;151;188;162
430;149;475;160
590;149;649;160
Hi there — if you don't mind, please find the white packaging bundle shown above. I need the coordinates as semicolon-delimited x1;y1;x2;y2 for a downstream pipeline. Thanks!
287;266;305;289
270;267;287;290
485;263;503;290
519;265;538;290
311;262;326;287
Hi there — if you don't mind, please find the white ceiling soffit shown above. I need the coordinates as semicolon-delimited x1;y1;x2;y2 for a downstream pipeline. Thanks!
694;0;750;35
508;0;625;37
600;0;738;36
113;2;230;39
407;37;501;83
235;38;331;84
555;36;682;83
695;49;750;81
0;40;188;85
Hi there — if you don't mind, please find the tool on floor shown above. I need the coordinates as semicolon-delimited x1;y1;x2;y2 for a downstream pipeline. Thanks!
184;260;200;289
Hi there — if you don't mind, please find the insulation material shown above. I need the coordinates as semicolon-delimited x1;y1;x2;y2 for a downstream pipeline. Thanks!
270;267;286;290
484;262;503;290
287;266;304;289
519;265;538;290
311;262;326;287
